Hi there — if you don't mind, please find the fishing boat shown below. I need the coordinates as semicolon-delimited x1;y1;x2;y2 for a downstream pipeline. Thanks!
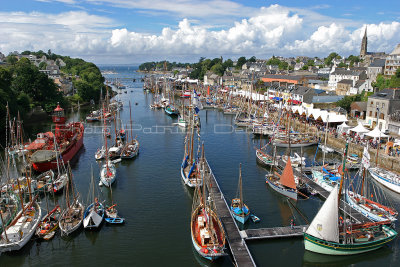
304;186;398;255
190;160;226;260
230;164;250;224
266;157;298;200
35;205;61;240
0;197;41;252
28;105;84;172
255;148;276;167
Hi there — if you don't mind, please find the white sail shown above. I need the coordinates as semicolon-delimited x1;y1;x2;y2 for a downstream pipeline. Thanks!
306;185;339;243
362;145;370;169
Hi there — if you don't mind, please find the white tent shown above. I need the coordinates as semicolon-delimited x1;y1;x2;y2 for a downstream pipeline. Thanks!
350;122;370;134
337;121;351;134
364;127;389;138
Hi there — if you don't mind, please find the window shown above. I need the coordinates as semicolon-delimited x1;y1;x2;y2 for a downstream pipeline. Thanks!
380;113;384;120
370;101;373;105
369;111;372;116
375;112;377;118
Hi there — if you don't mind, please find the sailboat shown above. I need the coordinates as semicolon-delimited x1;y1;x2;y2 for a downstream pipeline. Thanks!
304;185;398;255
120;101;139;159
181;122;202;188
100;107;117;187
83;167;105;229
105;186;124;224
346;146;398;222
0;177;41;252
59;166;84;236
35;205;61;240
266;157;298;200
304;143;398;255
230;164;250;224
190;149;226;260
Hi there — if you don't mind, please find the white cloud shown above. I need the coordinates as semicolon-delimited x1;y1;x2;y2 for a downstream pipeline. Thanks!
1;5;400;63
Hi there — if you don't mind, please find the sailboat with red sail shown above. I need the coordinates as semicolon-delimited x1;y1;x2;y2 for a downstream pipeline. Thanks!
266;157;298;200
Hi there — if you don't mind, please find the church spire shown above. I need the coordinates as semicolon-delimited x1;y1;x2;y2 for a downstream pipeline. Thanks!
360;26;368;58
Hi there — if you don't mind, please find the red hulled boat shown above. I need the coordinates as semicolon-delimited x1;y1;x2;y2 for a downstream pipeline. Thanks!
28;104;84;172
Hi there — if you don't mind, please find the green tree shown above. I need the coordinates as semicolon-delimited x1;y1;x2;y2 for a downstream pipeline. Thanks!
324;52;339;66
338;62;347;68
211;63;224;76
6;56;18;65
223;59;233;70
39;62;47;70
249;56;256;62
236;56;247;69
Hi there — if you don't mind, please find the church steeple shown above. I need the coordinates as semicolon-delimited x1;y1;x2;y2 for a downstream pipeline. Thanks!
360;26;368;58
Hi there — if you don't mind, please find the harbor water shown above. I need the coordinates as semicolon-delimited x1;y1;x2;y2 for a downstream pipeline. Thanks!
1;66;400;267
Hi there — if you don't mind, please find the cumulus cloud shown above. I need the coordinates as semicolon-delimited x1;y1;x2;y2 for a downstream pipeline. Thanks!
1;5;400;63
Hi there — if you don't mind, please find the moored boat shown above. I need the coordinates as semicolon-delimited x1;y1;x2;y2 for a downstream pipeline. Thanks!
28;105;84;172
0;197;41;252
230;164;250;224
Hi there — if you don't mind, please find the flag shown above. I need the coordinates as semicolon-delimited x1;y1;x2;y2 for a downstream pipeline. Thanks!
362;145;370;169
192;88;203;113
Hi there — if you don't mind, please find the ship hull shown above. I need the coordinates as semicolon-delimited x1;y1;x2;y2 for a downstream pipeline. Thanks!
304;227;397;255
32;132;84;172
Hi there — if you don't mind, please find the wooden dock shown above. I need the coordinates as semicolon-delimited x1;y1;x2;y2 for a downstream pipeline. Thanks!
277;159;372;224
240;225;308;240
204;160;256;267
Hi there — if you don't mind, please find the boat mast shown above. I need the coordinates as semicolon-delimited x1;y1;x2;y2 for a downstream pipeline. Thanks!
338;142;349;204
190;120;194;165
323;114;329;166
239;163;243;210
129;101;133;143
104;105;109;172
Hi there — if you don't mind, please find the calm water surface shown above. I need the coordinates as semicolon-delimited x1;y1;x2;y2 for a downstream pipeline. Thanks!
1;66;399;267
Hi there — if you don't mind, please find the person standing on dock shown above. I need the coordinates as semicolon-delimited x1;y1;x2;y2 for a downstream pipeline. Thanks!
290;219;294;229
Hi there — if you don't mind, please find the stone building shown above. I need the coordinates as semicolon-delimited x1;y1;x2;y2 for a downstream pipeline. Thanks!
365;88;400;130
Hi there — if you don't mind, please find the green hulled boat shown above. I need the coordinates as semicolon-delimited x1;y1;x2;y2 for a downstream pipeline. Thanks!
304;185;397;255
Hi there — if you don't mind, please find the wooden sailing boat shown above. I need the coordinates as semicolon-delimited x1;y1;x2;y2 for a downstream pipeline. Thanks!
181;119;201;188
59;165;84;236
190;145;226;260
35;205;61;240
345;145;398;222
304;142;398;255
120;101;139;159
0;175;41;252
266;156;298;200
83;166;105;229
105;186;124;224
304;184;397;255
230;163;250;224
100;107;117;187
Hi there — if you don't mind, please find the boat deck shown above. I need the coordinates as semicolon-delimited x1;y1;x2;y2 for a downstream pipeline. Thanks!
240;225;308;240
204;160;256;267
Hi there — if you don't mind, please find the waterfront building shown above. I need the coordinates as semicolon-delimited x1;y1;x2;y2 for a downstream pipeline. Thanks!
365;88;400;130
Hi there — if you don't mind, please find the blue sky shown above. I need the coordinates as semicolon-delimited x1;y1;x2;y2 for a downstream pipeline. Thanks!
1;1;399;64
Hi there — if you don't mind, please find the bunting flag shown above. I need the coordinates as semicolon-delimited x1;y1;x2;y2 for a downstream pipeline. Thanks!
362;145;370;169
